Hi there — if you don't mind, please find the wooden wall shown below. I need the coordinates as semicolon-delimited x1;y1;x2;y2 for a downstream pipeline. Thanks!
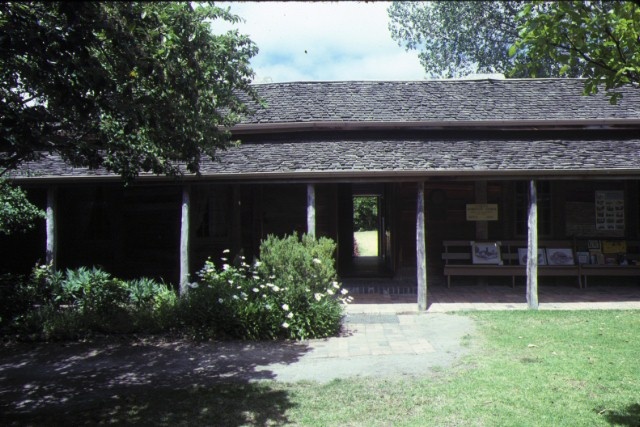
3;179;638;284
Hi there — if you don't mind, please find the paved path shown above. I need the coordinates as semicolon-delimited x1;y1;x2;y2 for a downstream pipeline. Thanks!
263;312;475;383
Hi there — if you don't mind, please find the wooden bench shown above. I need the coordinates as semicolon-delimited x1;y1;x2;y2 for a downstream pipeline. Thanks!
442;240;582;288
580;265;640;287
577;240;640;287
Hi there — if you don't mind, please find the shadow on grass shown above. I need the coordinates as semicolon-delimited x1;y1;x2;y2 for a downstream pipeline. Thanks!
603;403;640;426
0;337;308;425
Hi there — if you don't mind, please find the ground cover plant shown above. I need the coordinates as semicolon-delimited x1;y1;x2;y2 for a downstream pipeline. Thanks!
0;234;350;342
5;309;638;426
0;264;177;340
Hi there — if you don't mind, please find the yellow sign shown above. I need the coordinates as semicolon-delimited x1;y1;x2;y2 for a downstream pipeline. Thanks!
602;240;626;254
466;204;498;221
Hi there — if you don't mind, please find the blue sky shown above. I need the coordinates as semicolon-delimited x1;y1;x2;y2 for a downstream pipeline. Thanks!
215;1;426;83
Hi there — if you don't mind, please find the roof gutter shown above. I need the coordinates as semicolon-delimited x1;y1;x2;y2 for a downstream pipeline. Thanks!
230;118;640;135
12;167;640;185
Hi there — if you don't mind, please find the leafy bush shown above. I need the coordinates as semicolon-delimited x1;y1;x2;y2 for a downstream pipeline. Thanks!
186;234;351;341
2;235;351;342
128;277;176;310
2;265;178;340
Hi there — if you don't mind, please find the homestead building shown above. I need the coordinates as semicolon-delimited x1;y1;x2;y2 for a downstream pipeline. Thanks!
4;78;640;308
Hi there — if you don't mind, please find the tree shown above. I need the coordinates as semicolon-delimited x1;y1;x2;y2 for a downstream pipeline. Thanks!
0;180;44;235
387;1;530;78
512;1;640;104
0;2;258;234
387;1;583;79
1;2;258;179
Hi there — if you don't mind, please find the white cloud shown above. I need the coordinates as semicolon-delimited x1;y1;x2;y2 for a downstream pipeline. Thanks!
214;1;425;82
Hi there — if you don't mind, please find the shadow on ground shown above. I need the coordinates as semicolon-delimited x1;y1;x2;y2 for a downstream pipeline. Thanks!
603;402;640;426
0;337;309;425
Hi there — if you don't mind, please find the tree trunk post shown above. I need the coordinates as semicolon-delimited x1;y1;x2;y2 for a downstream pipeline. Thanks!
416;181;428;311
179;184;191;296
526;179;539;309
46;186;57;269
307;183;316;238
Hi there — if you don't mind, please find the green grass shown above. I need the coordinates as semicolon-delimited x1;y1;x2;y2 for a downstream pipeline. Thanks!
6;310;640;426
354;230;378;256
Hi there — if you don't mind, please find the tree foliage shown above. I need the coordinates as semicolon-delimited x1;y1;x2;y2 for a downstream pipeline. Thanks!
0;2;258;179
0;179;44;235
388;1;573;78
512;0;640;104
353;196;378;231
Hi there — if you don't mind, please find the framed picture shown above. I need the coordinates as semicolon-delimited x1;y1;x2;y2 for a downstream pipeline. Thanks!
576;251;590;265
518;248;547;266
546;248;575;266
471;242;502;265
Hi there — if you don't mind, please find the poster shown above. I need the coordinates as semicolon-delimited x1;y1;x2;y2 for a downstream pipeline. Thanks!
595;191;624;231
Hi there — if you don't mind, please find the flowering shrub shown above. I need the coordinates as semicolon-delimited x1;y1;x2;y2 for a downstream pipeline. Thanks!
187;234;351;340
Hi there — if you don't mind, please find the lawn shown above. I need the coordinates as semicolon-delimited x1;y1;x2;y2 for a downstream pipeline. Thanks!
5;310;640;426
354;230;378;256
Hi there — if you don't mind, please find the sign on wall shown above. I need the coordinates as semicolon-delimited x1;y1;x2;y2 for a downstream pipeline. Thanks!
466;204;498;221
595;191;624;231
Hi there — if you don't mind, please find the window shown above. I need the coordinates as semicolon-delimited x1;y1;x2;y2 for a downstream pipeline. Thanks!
515;181;551;236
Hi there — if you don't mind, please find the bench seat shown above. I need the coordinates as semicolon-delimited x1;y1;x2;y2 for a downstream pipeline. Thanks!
580;265;640;287
443;264;581;288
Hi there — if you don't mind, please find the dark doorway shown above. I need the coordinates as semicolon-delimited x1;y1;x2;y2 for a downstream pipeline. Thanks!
338;184;393;277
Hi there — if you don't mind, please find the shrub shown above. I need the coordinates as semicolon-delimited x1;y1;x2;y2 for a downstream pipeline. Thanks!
188;234;352;341
59;267;129;316
2;265;179;340
128;277;176;310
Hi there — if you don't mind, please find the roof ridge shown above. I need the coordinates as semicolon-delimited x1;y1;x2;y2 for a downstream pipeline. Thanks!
249;78;589;86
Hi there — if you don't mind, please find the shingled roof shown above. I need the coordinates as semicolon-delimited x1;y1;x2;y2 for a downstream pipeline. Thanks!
235;78;640;128
10;78;640;182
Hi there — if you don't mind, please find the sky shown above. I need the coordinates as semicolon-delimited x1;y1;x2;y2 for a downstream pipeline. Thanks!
214;1;427;83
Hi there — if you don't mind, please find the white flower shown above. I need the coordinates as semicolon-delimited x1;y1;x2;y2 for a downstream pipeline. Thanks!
314;293;323;301
282;322;290;329
312;258;321;264
341;288;349;295
332;281;340;289
287;312;294;319
254;261;262;267
220;257;227;262
282;304;290;311
260;284;265;289
222;264;230;271
232;295;239;300
252;288;259;293
227;280;234;285
273;285;280;292
327;289;335;295
218;298;224;303
223;249;231;254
